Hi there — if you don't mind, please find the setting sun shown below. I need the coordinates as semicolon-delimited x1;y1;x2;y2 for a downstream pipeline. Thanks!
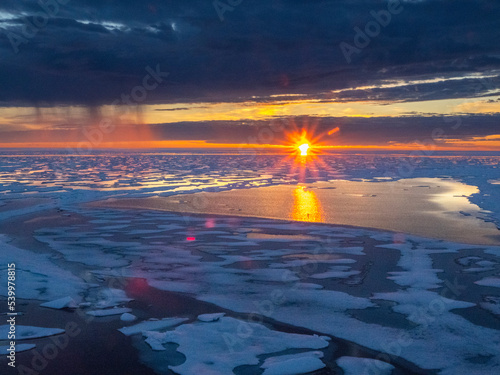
283;120;327;158
299;143;310;156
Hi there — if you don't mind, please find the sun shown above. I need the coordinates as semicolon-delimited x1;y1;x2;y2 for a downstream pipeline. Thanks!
298;143;310;156
281;118;333;159
285;130;317;158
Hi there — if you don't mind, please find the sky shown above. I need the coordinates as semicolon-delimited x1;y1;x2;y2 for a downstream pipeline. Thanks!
0;0;500;150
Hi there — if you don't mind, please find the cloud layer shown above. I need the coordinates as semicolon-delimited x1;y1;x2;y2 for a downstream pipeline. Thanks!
1;0;499;106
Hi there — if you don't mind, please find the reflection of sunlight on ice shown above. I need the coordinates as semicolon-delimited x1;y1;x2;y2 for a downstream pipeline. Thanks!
291;186;323;222
424;178;480;212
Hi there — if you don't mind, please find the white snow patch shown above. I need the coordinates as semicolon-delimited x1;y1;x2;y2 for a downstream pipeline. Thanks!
94;288;133;308
475;277;500;288
310;266;360;279
480;296;500;316
120;313;137;322
337;356;394;375
86;307;132;317
463;267;495;272
378;243;445;289
40;296;78;310
143;316;329;375
261;351;325;375
0;325;64;340
144;331;168;351
373;289;475;319
0;235;86;301
197;313;225;322
118;318;188;336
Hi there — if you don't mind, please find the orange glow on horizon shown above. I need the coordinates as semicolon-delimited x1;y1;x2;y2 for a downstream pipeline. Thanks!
0;141;288;150
0;141;498;151
0;131;499;152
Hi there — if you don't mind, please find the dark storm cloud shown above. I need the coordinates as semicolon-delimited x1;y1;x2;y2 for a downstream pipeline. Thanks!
0;0;500;107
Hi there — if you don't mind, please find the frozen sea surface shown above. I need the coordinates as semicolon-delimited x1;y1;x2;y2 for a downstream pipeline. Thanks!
14;205;498;374
337;356;394;375
1;150;500;374
0;151;499;227
140;316;329;375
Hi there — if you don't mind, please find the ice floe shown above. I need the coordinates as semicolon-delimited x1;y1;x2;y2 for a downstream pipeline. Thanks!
261;351;325;375
475;277;500;288
0;325;64;340
0;235;86;301
376;242;447;289
40;296;78;310
118;318;188;336
142;316;329;375
309;265;360;279
480;296;500;316
120;313;138;322
337;356;394;375
197;313;225;322
92;288;134;308
34;231;135;268
86;307;132;317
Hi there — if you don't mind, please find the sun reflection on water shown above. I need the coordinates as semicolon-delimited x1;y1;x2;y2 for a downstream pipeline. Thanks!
291;185;323;222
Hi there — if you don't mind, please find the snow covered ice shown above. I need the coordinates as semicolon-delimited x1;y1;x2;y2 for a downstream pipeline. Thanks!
40;296;78;310
261;352;326;375
337;356;395;375
118;318;188;337
140;316;329;374
1;151;500;374
0;325;65;341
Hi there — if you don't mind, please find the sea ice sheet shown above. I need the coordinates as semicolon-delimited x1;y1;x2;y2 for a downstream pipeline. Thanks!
0;235;86;301
142;316;329;375
337;356;394;375
86;308;132;317
40;296;78;310
475;277;500;288
261;351;325;375
3;152;500;374
118;318;188;336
